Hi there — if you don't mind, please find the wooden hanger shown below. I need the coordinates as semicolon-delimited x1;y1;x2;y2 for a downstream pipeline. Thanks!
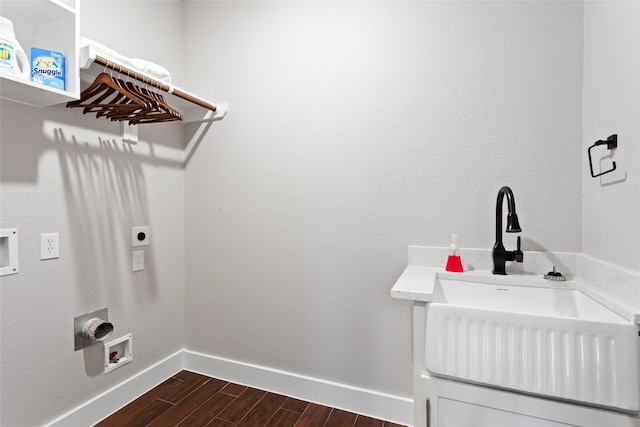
102;79;158;120
67;66;185;124
97;78;155;120
106;80;182;124
128;89;183;124
67;72;147;118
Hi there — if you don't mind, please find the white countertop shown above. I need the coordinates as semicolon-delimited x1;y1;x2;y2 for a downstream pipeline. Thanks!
391;247;640;325
391;266;576;302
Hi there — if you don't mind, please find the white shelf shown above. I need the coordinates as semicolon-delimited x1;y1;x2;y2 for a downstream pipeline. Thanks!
1;0;75;24
0;0;79;106
0;0;227;124
1;71;77;106
78;44;227;124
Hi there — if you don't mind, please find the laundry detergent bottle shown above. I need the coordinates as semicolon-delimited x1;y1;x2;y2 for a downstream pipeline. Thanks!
0;17;29;79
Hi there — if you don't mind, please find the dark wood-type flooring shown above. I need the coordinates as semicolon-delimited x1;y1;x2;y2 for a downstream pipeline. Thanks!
95;370;407;427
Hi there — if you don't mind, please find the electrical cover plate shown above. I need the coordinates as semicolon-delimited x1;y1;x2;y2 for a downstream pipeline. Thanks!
132;226;150;247
0;228;18;276
132;250;144;272
40;233;60;260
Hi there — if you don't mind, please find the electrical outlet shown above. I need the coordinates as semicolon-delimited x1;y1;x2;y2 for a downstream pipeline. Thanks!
40;233;59;260
132;250;144;272
132;226;150;247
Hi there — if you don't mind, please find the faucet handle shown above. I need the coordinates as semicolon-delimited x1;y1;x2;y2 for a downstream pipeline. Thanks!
515;236;524;262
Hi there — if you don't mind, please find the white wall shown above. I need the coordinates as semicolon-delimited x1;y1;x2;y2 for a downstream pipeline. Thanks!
183;1;583;399
583;1;640;272
0;2;186;426
11;1;633;424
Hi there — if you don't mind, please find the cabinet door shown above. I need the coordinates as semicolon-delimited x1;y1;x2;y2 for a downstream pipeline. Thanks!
421;374;640;427
438;397;575;427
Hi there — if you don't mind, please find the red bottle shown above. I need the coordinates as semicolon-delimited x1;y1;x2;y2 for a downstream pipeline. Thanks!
445;234;464;272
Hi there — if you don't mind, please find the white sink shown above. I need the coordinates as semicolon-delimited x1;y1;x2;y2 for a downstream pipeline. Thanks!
425;279;640;411
433;279;629;323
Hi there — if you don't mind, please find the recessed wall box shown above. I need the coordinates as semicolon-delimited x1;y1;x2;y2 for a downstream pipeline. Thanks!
104;333;132;374
0;228;18;276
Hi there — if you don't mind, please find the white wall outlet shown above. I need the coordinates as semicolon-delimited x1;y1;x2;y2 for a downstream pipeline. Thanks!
132;250;144;272
132;226;150;247
40;233;59;260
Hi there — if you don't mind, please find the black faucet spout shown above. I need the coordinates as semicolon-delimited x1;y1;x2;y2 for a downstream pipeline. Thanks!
492;186;523;275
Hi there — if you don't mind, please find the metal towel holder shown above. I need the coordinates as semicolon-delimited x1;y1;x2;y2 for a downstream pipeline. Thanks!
588;134;617;178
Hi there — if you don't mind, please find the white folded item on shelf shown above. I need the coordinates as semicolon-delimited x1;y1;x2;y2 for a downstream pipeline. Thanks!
79;37;171;84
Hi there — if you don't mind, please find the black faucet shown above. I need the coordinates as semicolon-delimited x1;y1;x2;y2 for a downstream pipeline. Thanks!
492;186;523;275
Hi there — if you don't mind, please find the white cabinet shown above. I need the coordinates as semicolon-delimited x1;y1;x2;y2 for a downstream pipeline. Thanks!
420;373;640;427
0;0;79;106
413;302;640;427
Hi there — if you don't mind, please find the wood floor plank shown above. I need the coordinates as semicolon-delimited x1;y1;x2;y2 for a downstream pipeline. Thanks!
94;378;180;426
237;391;287;426
220;382;247;397
281;396;309;413
173;369;205;381
325;408;358;426
354;415;384;427
294;402;333;427
159;372;212;404
177;391;235;427
217;387;267;423
95;371;408;427
147;377;228;426
206;418;237;427
116;399;173;427
265;408;301;427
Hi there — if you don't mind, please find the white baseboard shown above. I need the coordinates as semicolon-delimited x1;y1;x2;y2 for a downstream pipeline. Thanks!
44;349;184;427
43;349;413;427
184;350;413;426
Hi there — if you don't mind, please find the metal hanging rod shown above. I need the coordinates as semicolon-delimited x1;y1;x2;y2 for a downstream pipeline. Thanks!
93;55;217;113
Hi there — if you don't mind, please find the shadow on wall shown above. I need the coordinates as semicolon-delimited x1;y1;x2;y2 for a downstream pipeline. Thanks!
0;101;185;185
185;119;214;166
51;127;160;308
0;100;184;321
